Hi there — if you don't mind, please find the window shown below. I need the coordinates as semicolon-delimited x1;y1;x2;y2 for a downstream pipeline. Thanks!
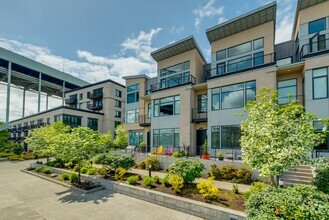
313;68;328;99
54;115;61;122
62;115;81;128
253;38;264;50
228;42;251;57
79;93;83;100
126;109;139;123
115;100;122;108
277;57;292;66
168;74;182;87
160;61;190;77
87;118;98;131
198;94;208;113
211;126;220;149
309;18;326;34
314;121;329;150
159;61;190;87
245;81;256;103
129;131;143;146
253;52;264;66
216;63;225;75
115;111;121;118
211;88;220;110
310;34;326;52
221;126;241;149
221;83;244;109
47;118;50;124
153;95;180;117
93;99;102;107
148;103;152;118
161;79;166;88
216;50;226;60
227;55;252;72
79;103;82;109
153;128;179;148
127;84;139;104
115;89;122;98
278;79;297;104
114;121;121;128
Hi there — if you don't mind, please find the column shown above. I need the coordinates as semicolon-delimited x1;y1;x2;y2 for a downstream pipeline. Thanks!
37;72;42;113
62;81;65;106
6;62;12;123
22;89;26;117
46;94;49;110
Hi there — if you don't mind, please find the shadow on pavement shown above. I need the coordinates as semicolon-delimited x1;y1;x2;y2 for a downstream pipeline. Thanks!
56;189;115;204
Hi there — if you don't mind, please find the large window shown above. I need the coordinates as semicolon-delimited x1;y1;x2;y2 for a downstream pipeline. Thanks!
309;18;326;34
127;84;139;104
228;42;252;57
126;109;139;123
153;128;179;148
198;94;208;112
313;68;328;99
153;95;180;117
115;100;122;108
227;55;252;72
115;111;121;118
115;89;122;98
278;79;297;104
211;81;256;110
253;38;264;50
87;118;98;131
148;103;152;118
216;50;226;61
129;131;143;146
211;125;241;149
211;126;220;149
160;61;190;77
62;115;81;128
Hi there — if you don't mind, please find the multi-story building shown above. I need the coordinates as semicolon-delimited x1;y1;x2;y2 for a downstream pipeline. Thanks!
124;0;329;158
8;79;125;149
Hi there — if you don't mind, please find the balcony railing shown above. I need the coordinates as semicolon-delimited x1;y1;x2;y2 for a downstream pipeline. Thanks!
191;108;208;123
65;97;77;104
23;125;30;131
88;92;103;100
206;53;276;80
150;74;196;92
17;126;22;132
30;124;37;129
300;37;329;60
12;127;17;132
87;103;103;110
37;122;46;128
139;115;151;127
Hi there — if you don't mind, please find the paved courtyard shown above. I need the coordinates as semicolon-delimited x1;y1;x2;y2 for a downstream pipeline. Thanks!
0;160;202;220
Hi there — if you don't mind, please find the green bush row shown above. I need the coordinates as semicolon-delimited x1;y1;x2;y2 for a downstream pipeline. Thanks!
208;164;252;184
93;153;135;169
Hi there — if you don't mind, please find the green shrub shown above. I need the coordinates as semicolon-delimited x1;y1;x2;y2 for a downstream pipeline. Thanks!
73;165;80;172
35;166;44;172
86;167;97;175
246;185;329;219
197;177;219;200
142;157;160;171
60;173;70;181
219;165;238;180
162;175;170;187
70;173;79;183
97;166;108;176
172;151;182;158
20;152;35;160
168;158;205;183
0;152;14;158
244;181;268;200
127;175;139;185
93;153;135;169
8;155;23;161
236;167;252;184
312;167;329;194
45;159;64;168
114;167;127;180
138;160;146;169
232;183;239;194
143;176;154;189
53;162;62;168
80;167;89;174
64;161;74;169
43;167;53;174
209;164;221;180
168;174;184;193
153;175;160;184
11;143;23;155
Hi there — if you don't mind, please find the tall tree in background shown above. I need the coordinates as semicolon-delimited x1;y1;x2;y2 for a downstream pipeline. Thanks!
114;124;128;149
0;122;9;148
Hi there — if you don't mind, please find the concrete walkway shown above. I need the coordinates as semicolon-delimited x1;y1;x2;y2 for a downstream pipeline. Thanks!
0;160;201;220
129;168;251;193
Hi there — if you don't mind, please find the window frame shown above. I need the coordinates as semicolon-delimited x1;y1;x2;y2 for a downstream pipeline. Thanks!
312;68;328;100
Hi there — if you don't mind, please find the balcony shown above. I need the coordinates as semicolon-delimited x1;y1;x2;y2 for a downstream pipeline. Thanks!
65;97;77;104
23;125;30;131
88;92;103;100
206;53;276;80
300;38;329;60
12;127;17;133
191;108;208;123
139;115;151;127
150;74;196;92
30;124;37;129
87;103;103;110
37;122;46;128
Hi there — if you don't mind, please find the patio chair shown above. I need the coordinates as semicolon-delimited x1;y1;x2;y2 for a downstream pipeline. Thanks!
167;146;173;156
157;146;163;155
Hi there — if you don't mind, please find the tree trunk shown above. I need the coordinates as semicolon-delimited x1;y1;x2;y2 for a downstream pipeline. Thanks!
270;175;276;185
46;156;49;163
78;161;81;184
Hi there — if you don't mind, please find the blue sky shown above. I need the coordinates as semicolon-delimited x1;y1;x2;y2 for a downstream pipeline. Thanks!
0;0;297;121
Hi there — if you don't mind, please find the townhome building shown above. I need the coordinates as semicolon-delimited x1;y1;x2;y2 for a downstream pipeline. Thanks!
123;0;329;158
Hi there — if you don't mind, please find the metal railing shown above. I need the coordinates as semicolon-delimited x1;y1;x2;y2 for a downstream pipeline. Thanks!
87;103;103;110
191;108;208;122
88;92;103;100
150;74;196;92
65;97;77;104
23;125;30;131
300;37;329;60
205;53;276;80
138;115;151;127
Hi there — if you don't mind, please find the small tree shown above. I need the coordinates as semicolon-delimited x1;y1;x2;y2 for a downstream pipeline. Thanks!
56;127;103;183
241;89;326;184
114;124;128;149
0;122;8;147
101;131;114;152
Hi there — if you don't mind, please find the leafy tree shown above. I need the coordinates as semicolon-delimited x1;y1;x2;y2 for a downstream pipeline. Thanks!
101;131;114;151
241;89;326;184
24;122;71;162
114;124;128;149
0;122;8;148
56;127;103;183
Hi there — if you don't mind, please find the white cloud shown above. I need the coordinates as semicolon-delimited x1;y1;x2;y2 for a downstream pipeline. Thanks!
0;28;162;121
170;26;185;34
275;0;295;43
193;0;225;29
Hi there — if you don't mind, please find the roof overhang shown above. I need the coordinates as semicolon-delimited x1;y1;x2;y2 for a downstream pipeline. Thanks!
122;74;150;80
151;36;206;63
206;2;276;43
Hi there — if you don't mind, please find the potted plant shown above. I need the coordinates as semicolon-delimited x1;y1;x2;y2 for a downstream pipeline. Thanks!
138;141;146;153
202;140;210;159
217;151;224;160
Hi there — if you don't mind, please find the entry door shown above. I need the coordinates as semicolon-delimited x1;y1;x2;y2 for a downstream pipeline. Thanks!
196;130;207;156
147;132;151;153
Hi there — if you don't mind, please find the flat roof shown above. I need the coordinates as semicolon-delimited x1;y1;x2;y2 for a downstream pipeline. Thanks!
292;0;328;39
151;36;206;63
66;78;125;94
122;74;150;80
206;2;276;43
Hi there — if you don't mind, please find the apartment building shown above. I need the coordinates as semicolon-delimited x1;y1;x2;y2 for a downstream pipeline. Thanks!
8;79;125;148
123;0;329;158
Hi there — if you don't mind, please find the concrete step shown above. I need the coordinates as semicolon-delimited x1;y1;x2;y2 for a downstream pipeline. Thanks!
281;178;312;185
281;174;313;181
298;165;312;169
288;167;312;172
283;171;313;177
